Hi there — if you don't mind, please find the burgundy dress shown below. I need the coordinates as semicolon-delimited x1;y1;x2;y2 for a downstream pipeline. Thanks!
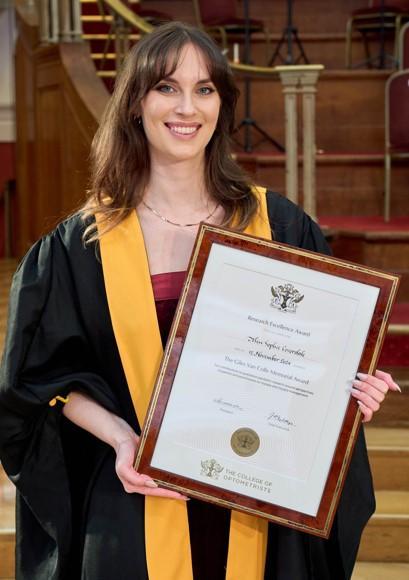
151;271;230;580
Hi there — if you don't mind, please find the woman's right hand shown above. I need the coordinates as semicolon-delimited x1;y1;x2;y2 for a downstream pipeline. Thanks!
62;392;188;500
115;436;188;500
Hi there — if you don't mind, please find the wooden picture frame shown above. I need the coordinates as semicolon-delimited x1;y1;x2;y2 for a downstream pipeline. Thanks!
135;224;400;538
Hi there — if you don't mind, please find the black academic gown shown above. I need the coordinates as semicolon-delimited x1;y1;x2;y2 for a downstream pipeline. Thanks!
0;191;375;580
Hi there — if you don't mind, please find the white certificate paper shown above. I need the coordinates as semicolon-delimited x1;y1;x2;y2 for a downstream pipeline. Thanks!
151;243;380;516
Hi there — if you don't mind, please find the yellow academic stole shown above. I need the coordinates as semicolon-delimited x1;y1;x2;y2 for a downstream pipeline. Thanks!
99;187;270;579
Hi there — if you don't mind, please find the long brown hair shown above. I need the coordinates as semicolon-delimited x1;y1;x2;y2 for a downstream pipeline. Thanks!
82;21;258;241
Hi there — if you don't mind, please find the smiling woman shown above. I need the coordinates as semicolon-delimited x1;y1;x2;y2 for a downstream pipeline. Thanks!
82;21;257;247
0;20;400;580
140;44;221;169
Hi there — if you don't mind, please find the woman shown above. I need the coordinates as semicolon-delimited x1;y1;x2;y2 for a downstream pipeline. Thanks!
0;22;400;580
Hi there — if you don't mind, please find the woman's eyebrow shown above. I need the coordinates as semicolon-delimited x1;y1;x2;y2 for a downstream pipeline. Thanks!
161;76;214;85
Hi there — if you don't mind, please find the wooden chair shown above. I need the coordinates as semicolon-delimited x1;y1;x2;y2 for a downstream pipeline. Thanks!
345;1;409;68
384;68;409;220
192;0;270;62
399;20;409;66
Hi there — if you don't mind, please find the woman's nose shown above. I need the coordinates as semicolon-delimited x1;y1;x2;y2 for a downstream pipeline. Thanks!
175;92;196;115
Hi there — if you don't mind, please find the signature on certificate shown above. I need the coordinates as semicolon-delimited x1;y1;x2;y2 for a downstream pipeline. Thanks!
267;411;296;428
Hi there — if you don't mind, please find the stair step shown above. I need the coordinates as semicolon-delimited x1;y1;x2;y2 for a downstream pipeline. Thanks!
0;530;14;579
82;33;141;40
388;325;409;335
91;53;117;59
0;465;14;579
81;15;113;22
370;373;409;428
236;152;409;218
358;491;409;562
97;71;116;78
353;562;409;580
366;428;409;490
1;488;408;574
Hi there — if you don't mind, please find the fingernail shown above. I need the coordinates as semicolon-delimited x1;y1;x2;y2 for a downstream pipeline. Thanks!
357;372;367;380
352;379;361;387
357;400;364;409
145;480;158;488
396;383;402;393
351;387;361;395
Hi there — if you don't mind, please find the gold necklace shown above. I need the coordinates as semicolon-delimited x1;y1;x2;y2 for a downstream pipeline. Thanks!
142;200;219;228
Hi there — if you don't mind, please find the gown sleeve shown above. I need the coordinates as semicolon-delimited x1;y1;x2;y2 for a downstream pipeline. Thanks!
265;191;376;579
0;220;122;578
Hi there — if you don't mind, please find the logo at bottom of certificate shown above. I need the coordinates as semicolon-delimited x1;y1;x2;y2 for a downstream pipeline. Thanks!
201;458;224;479
231;428;260;457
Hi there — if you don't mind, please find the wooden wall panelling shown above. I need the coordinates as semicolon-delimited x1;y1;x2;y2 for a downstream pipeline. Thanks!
330;233;409;272
35;50;63;237
33;43;107;239
234;75;285;150
245;0;368;34
330;233;409;302
147;1;383;68
149;0;364;34
235;71;389;154
315;71;387;153
15;7;38;256
242;155;409;218
59;43;108;216
249;35;375;70
15;0;109;255
316;157;409;217
60;94;93;216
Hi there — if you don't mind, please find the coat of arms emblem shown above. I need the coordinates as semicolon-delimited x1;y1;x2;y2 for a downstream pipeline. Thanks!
271;283;304;312
200;458;224;479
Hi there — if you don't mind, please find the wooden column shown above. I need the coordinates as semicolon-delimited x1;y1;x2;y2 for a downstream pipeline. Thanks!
38;0;83;43
60;0;71;41
276;70;299;205
300;70;321;221
50;0;59;42
39;0;50;43
71;0;83;41
275;65;324;218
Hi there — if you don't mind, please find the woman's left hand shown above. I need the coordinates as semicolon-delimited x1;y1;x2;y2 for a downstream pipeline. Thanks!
351;369;401;422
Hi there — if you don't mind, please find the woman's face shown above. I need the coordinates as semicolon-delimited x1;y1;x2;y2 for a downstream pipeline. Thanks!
140;43;221;166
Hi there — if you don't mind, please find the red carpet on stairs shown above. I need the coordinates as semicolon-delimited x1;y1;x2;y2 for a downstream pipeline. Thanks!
389;303;409;324
380;304;409;367
319;216;409;232
317;216;409;368
379;335;409;367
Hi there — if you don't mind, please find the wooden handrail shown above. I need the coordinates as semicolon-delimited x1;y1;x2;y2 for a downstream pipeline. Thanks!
102;0;153;34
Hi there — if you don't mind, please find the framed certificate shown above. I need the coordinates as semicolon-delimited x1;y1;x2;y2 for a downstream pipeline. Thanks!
135;225;400;538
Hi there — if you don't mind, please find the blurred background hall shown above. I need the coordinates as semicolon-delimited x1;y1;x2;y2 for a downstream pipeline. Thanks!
0;1;409;578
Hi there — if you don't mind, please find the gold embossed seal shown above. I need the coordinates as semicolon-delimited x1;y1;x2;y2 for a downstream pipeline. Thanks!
230;428;260;457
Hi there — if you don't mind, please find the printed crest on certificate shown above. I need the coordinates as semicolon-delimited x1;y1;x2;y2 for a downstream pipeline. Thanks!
134;224;400;538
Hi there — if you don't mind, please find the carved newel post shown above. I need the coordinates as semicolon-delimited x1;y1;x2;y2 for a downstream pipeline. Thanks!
276;65;324;221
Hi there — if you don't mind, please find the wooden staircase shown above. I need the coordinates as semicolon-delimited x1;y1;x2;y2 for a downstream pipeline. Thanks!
354;421;409;577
